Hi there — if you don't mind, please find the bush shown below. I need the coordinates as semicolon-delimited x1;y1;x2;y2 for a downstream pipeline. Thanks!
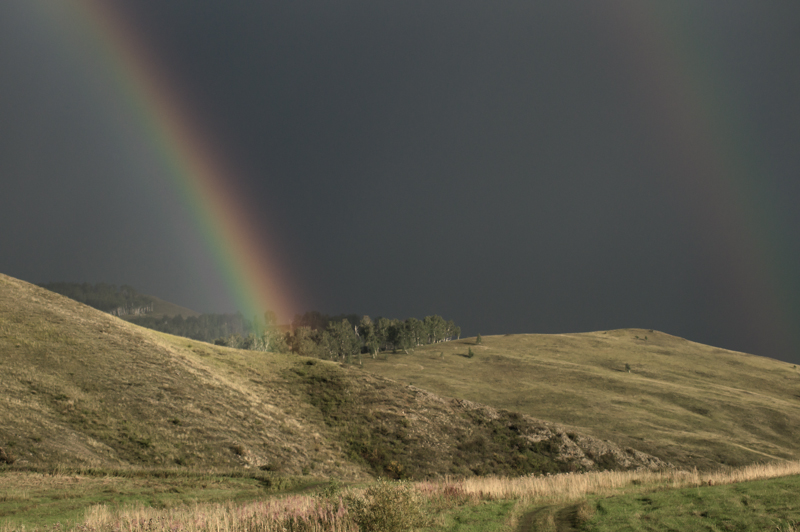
467;348;475;358
345;479;427;532
476;333;482;344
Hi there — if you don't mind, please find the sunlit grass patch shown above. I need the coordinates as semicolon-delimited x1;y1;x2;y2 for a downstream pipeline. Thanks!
582;474;800;531
422;500;516;532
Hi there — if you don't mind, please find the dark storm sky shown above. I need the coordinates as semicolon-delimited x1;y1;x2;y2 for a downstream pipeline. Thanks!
1;1;799;363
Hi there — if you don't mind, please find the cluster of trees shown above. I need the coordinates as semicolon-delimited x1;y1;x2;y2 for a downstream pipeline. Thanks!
137;310;461;362
288;312;461;362
199;310;461;363
39;282;154;315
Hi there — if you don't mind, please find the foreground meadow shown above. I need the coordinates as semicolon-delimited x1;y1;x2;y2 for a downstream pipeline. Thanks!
3;461;800;531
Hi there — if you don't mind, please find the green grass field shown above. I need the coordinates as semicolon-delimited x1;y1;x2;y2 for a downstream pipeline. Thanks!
578;474;800;531
4;465;800;531
426;500;517;532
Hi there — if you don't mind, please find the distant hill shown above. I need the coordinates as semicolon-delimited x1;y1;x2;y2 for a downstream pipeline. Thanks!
37;282;200;319
0;273;662;478
37;282;155;316
126;295;200;319
36;281;256;342
360;331;800;470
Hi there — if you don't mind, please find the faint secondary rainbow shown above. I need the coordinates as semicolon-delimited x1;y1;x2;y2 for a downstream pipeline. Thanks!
71;1;297;323
606;2;797;358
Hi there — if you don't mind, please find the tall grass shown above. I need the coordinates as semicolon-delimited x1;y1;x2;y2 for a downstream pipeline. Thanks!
419;460;800;504
41;496;353;532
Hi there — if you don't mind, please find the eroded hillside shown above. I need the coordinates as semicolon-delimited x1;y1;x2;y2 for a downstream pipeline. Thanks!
361;331;800;470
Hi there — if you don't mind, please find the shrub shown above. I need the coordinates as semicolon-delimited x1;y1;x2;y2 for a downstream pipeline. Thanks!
467;348;475;358
0;446;14;464
476;333;482;344
345;479;427;532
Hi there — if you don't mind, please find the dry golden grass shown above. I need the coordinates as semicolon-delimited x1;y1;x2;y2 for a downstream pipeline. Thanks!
79;496;356;532
0;495;355;532
419;459;800;504
362;332;800;469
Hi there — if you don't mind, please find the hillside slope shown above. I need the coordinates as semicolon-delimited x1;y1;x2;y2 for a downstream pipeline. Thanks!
361;332;800;470
0;274;361;477
0;274;662;478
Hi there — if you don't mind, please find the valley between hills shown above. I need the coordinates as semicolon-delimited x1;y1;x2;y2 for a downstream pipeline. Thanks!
2;271;800;530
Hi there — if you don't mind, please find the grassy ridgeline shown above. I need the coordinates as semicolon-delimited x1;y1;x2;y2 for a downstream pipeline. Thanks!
361;332;800;470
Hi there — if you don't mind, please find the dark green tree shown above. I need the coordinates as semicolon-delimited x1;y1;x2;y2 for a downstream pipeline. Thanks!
405;317;425;347
446;320;461;340
387;319;414;354
325;319;361;363
359;315;382;358
291;326;323;357
375;317;393;352
423;315;447;344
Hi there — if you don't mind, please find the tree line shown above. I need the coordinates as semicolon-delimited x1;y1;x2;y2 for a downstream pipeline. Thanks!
214;311;461;363
38;282;460;360
286;311;461;362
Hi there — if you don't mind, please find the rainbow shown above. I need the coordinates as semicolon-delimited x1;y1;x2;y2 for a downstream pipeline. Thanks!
598;3;797;358
67;0;298;323
27;3;795;357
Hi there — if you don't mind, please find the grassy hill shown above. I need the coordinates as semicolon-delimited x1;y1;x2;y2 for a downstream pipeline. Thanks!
0;274;661;480
360;332;800;470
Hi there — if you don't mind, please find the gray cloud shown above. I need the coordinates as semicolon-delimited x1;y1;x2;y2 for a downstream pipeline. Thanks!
2;1;799;362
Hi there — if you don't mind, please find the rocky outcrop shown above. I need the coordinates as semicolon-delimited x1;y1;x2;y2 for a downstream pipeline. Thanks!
446;395;668;472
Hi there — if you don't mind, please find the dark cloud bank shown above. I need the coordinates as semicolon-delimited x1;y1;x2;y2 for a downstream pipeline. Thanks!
1;1;799;363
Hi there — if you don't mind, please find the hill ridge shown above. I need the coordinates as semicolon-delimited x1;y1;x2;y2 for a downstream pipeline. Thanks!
360;328;800;469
